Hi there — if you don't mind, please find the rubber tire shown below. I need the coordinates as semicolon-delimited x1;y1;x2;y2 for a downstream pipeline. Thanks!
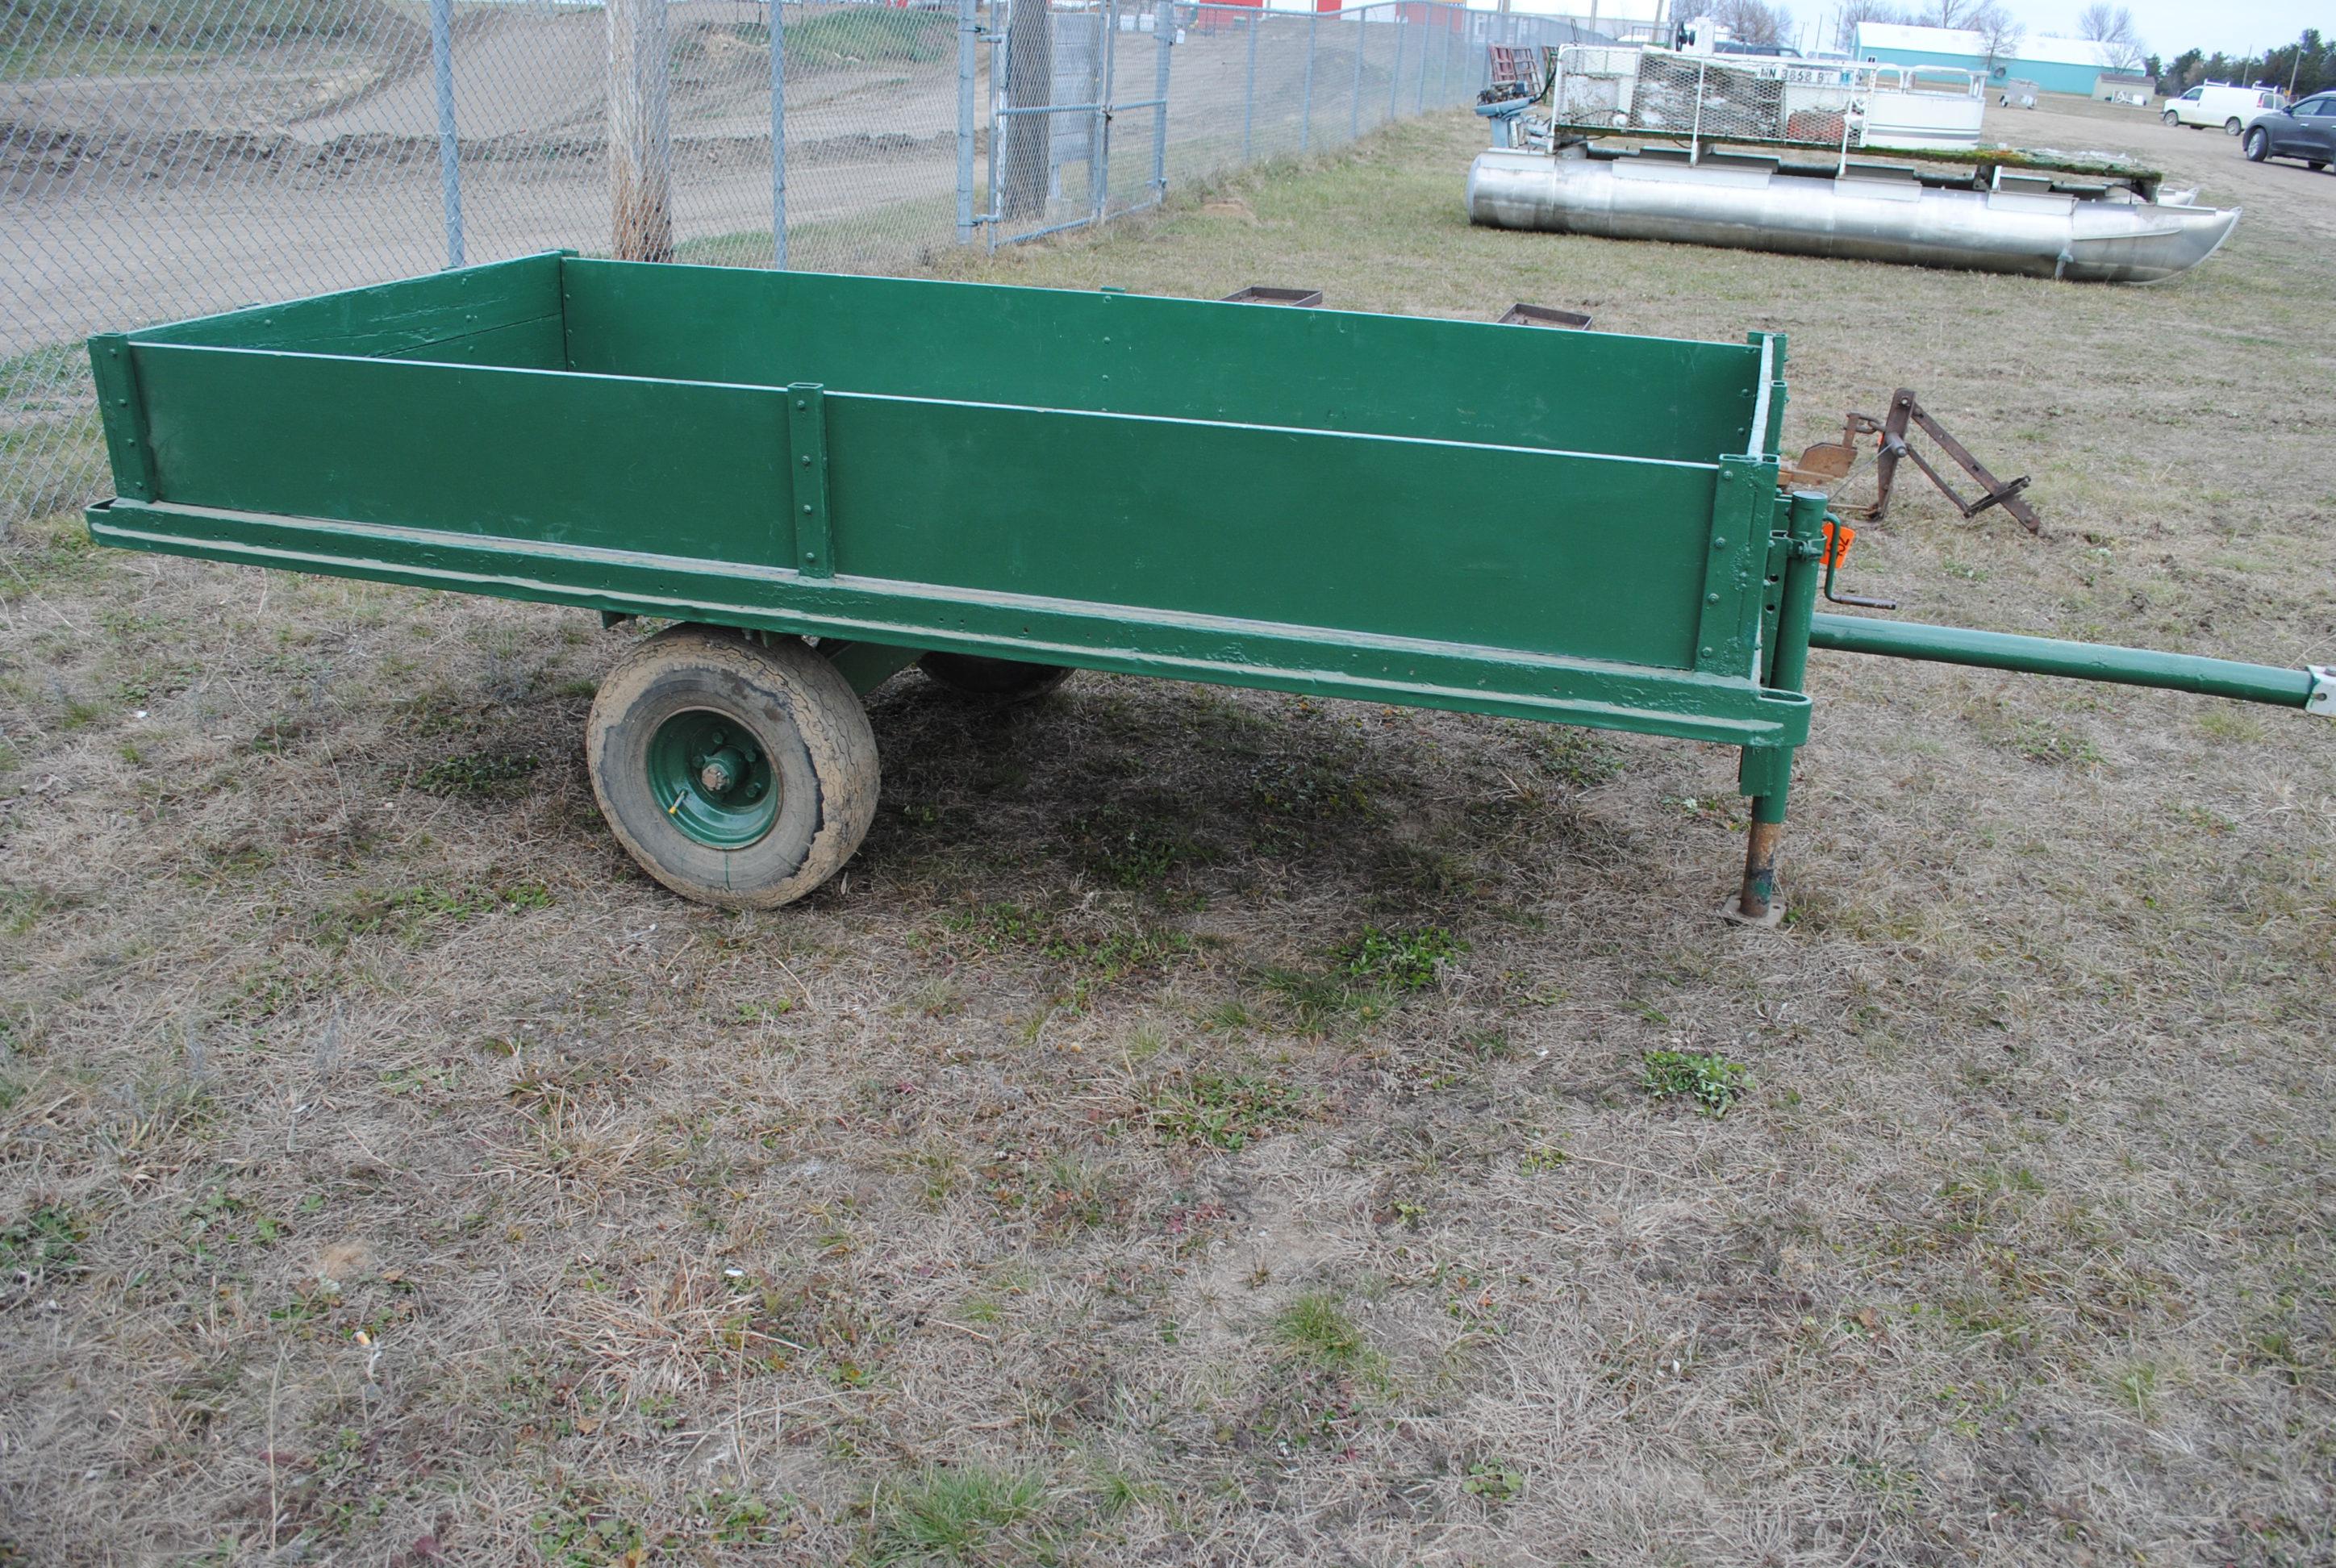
2244;127;2270;162
587;626;878;908
2162;109;2179;125
2225;117;2243;134
917;651;1074;703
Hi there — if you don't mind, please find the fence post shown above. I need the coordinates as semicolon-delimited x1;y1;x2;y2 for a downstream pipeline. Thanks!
1690;57;1704;164
607;0;674;261
1300;8;1316;152
770;0;789;267
1420;6;1438;106
1349;7;1365;140
1428;6;1440;106
1150;0;1171;204
1093;0;1117;225
983;12;1000;250
1420;8;1438;108
429;0;462;268
1242;10;1258;161
1387;13;1402;122
1416;10;1430;111
957;0;979;243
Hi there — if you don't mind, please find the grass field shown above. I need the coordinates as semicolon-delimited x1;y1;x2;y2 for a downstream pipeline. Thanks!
2;102;2334;1566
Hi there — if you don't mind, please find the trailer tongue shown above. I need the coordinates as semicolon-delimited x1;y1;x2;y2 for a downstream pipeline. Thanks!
82;257;2329;920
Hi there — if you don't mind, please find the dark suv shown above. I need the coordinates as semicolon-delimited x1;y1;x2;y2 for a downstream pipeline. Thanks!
2242;93;2336;169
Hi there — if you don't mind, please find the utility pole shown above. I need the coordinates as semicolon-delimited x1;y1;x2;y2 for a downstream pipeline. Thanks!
607;0;674;261
1002;0;1053;221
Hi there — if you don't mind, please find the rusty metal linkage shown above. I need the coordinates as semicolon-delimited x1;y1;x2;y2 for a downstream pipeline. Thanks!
1781;390;2039;535
1863;388;2039;533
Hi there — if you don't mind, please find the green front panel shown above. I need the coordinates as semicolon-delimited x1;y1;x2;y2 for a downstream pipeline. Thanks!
131;345;790;567
559;261;1767;467
824;395;1718;669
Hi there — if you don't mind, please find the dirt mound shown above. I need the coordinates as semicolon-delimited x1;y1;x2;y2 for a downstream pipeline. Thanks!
288;5;610;144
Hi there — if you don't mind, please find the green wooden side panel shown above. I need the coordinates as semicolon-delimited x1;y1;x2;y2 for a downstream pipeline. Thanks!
123;340;1722;670
132;254;563;368
131;345;790;567
560;260;1767;465
824;395;1717;669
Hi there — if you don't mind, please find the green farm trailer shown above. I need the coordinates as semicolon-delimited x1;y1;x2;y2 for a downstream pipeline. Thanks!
84;254;2333;920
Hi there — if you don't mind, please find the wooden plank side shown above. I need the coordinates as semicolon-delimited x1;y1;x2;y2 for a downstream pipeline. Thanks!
561;261;1764;467
130;255;563;366
131;345;792;567
823;394;1717;670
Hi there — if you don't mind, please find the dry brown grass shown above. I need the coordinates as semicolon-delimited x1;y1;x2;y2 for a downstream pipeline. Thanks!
3;98;2334;1566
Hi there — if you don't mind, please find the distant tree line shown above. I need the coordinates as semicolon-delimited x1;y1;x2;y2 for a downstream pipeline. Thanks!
2153;31;2335;100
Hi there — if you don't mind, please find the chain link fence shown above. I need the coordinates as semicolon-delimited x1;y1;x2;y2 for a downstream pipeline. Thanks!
3;0;1600;532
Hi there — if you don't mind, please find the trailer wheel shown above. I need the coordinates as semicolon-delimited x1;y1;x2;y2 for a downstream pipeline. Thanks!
917;651;1074;703
586;626;878;908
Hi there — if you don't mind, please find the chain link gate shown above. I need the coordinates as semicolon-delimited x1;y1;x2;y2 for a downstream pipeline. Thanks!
984;0;1171;246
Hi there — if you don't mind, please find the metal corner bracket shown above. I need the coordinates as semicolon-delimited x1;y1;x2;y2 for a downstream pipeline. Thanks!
2308;665;2336;717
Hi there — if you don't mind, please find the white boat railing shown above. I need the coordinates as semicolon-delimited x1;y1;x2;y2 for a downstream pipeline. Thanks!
1545;45;1987;169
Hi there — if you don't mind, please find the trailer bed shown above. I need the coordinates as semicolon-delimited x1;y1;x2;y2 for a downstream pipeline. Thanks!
90;253;1809;752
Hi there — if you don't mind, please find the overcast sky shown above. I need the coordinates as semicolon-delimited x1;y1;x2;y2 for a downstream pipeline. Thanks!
1483;1;2324;62
2025;0;2321;57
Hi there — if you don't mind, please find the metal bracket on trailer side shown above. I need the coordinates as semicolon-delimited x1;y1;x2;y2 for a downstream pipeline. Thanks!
2310;665;2336;717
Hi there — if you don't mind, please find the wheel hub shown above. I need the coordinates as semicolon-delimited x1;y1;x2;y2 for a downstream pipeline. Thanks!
647;711;778;849
698;745;749;794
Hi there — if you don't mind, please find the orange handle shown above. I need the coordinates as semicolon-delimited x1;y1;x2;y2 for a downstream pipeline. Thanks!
1821;519;1856;568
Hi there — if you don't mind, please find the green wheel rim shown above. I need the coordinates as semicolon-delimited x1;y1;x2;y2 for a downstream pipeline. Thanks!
645;708;779;849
